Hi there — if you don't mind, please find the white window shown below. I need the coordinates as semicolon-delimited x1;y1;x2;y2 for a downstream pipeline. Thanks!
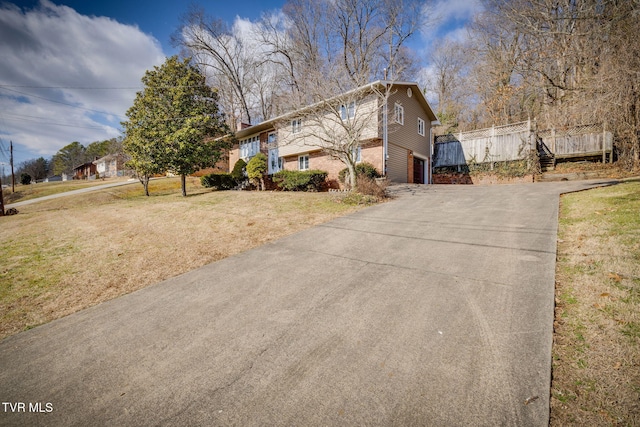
298;154;309;171
340;101;356;120
291;118;302;134
240;135;259;159
418;118;425;136
394;103;404;125
268;132;277;145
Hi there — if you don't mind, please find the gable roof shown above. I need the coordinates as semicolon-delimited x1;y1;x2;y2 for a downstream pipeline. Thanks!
92;153;126;165
235;81;438;140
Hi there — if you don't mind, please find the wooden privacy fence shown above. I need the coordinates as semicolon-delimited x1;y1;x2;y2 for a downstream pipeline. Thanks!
434;121;613;168
537;124;613;159
434;121;533;168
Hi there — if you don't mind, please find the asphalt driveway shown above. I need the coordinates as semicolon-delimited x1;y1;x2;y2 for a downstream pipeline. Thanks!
0;180;616;426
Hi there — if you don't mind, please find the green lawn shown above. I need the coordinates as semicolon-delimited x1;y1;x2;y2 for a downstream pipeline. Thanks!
551;180;640;425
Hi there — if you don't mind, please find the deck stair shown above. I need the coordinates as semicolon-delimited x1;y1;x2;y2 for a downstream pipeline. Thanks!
537;138;556;171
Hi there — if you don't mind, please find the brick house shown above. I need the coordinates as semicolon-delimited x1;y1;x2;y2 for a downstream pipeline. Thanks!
72;161;97;180
93;153;129;178
229;81;439;187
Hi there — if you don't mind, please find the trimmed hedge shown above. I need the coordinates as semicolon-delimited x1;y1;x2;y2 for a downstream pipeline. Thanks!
231;159;247;182
338;162;381;183
200;173;236;190
272;170;328;191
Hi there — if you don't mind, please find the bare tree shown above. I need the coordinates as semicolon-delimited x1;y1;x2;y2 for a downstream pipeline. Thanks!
275;82;391;188
17;157;49;182
470;0;640;167
465;4;529;127
269;0;425;186
176;0;428;180
379;0;426;81
510;0;599;125
176;7;260;128
176;0;425;129
423;38;472;132
593;0;640;166
260;1;327;101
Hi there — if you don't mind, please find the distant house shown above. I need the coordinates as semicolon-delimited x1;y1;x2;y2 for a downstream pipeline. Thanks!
41;174;66;183
93;153;129;178
73;162;97;180
228;80;439;186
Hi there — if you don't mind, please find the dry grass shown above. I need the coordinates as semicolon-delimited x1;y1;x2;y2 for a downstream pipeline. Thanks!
553;161;640;178
3;178;128;204
0;177;365;340
551;180;640;426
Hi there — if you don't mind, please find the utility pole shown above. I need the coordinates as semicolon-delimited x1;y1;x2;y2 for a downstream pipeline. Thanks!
0;172;4;216
10;140;15;193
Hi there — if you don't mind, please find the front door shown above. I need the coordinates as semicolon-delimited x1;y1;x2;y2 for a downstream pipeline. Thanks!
268;148;283;174
413;157;424;184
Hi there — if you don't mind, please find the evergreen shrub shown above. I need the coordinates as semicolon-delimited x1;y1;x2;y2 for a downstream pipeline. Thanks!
231;159;247;183
338;162;381;184
272;170;328;191
201;173;235;190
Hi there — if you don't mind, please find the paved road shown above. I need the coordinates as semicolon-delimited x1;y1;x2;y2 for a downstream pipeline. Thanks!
0;180;617;426
5;179;140;209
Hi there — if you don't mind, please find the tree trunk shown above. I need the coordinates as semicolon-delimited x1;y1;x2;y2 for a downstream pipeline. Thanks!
140;175;150;197
181;174;187;197
0;174;5;216
347;162;357;190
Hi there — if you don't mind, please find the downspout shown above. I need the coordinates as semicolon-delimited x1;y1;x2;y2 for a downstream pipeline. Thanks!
383;93;388;178
429;120;440;185
428;126;432;184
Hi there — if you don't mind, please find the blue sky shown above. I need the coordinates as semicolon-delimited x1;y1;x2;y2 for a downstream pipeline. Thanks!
9;0;285;52
0;0;480;167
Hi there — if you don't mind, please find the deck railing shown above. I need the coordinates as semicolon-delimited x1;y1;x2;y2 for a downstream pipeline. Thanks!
434;122;612;168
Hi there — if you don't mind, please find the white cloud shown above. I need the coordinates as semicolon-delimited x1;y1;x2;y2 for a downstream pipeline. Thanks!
441;26;472;44
421;0;483;46
416;0;482;103
0;0;165;163
431;0;483;25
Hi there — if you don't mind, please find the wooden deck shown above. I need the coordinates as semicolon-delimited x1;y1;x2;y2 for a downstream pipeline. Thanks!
434;122;613;168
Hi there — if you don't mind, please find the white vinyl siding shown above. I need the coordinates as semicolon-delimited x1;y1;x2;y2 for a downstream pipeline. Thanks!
278;95;379;158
